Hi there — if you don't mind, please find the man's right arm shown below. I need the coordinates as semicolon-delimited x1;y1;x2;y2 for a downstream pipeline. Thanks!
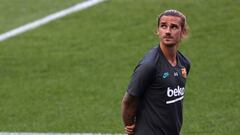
122;62;156;134
121;92;139;135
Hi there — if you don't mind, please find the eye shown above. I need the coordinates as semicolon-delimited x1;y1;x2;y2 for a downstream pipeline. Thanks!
171;25;179;30
160;24;167;29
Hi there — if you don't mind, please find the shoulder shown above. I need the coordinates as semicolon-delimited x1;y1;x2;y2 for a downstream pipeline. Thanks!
133;62;156;76
133;46;160;74
139;45;160;66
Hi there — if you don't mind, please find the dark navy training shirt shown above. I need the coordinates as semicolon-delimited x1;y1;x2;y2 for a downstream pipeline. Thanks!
127;45;191;135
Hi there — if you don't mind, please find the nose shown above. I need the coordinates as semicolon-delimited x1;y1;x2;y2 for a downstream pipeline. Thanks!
165;27;171;35
166;27;171;34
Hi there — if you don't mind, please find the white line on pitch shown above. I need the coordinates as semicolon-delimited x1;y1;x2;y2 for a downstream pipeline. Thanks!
0;0;106;42
0;133;125;135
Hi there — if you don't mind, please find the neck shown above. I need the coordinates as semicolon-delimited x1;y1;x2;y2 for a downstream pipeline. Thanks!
160;43;178;67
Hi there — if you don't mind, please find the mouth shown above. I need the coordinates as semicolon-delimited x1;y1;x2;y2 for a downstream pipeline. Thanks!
164;36;173;39
164;37;173;41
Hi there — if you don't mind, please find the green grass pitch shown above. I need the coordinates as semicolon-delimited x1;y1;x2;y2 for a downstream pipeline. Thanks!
0;0;239;134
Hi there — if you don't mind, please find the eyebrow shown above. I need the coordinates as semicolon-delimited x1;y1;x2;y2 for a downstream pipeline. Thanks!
171;24;179;26
159;22;167;25
160;21;179;26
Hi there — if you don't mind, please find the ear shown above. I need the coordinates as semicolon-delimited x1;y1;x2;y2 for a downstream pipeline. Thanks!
156;27;159;35
181;28;188;39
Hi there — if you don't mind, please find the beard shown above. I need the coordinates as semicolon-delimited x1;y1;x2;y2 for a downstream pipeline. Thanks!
161;39;178;48
164;43;176;48
161;35;182;47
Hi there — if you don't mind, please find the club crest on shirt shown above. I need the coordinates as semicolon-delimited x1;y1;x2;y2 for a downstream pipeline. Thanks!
181;68;187;78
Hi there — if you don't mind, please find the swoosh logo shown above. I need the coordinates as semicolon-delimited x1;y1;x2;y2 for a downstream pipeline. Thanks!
163;72;169;79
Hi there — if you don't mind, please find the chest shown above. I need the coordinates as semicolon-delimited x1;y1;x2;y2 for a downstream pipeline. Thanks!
152;63;186;89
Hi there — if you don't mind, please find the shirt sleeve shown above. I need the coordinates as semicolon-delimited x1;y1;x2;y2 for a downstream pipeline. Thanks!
127;63;156;97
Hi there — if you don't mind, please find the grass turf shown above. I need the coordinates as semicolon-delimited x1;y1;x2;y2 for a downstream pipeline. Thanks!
0;0;85;33
0;0;239;134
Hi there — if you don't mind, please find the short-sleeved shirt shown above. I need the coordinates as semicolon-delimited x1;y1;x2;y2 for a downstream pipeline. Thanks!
127;45;191;135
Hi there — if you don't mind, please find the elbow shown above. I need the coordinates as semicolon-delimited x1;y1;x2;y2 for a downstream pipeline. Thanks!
121;92;133;107
121;92;138;112
121;96;129;111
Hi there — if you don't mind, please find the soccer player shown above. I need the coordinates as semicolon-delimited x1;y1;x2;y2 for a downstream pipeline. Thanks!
121;9;191;135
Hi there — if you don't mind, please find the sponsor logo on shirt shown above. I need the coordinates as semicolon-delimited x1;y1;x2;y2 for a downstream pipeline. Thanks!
167;86;184;97
163;72;169;79
166;85;185;104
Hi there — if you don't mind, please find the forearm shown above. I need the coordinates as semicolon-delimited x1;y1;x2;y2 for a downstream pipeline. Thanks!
121;92;138;126
121;103;136;126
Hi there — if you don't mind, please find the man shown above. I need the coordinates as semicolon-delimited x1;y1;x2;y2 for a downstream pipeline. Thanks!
121;9;191;135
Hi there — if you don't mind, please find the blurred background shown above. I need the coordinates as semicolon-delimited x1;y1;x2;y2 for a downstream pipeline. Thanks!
0;0;239;134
